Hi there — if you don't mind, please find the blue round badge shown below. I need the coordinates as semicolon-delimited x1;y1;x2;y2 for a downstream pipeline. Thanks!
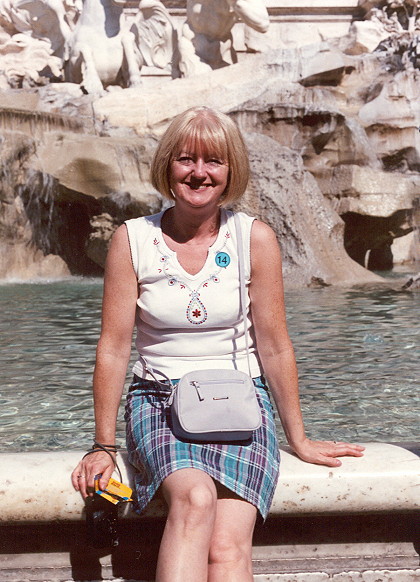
215;252;230;268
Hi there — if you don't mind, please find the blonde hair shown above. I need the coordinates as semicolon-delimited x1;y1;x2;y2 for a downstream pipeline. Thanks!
150;107;249;207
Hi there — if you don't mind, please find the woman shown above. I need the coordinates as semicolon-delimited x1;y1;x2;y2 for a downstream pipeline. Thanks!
72;106;364;581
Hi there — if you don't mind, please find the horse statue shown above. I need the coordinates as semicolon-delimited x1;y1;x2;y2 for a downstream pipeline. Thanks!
65;0;176;94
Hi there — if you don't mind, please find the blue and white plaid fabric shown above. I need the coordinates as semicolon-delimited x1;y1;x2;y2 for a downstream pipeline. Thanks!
125;376;280;519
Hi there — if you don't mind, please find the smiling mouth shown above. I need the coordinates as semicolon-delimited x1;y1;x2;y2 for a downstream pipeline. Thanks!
186;183;212;190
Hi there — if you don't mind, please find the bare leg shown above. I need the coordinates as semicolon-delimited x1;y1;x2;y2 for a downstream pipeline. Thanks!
156;468;218;582
208;485;257;582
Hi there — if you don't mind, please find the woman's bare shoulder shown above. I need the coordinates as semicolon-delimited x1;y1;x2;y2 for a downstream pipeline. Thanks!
105;223;133;275
251;218;277;238
251;219;280;251
112;223;130;242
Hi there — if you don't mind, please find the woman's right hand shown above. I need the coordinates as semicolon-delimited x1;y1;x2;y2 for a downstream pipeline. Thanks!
71;451;116;498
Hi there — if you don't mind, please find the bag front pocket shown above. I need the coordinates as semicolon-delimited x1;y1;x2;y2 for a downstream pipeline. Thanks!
190;378;245;402
171;370;262;441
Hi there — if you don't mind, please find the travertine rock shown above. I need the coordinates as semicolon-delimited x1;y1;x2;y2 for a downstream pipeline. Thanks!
0;242;70;280
342;20;391;55
359;70;420;170
238;133;382;287
86;213;117;268
323;166;419;217
298;43;350;87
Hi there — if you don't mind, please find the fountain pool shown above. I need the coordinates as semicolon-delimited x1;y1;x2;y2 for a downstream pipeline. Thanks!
0;271;418;452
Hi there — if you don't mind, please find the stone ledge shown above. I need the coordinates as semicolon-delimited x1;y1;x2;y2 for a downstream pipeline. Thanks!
0;442;418;523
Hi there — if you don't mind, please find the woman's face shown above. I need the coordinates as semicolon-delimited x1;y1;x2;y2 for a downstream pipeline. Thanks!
169;141;229;211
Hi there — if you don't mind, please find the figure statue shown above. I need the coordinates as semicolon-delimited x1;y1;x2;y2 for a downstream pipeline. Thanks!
64;0;176;94
0;32;62;88
127;0;179;79
384;0;419;34
178;0;269;76
15;0;74;56
0;0;70;87
0;0;75;58
344;1;419;62
367;1;420;69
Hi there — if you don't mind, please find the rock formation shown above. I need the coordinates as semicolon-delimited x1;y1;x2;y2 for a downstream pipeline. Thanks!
0;1;418;284
239;133;380;286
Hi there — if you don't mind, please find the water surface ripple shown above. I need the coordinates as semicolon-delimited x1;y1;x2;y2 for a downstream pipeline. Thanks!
0;277;418;451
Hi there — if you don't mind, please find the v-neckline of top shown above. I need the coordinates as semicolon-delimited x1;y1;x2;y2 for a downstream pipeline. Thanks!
158;209;228;281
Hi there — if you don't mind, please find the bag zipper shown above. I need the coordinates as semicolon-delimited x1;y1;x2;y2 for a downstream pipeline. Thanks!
191;381;204;401
190;379;246;402
193;379;245;385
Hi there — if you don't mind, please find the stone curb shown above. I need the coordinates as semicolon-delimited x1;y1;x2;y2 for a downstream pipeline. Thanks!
0;443;418;522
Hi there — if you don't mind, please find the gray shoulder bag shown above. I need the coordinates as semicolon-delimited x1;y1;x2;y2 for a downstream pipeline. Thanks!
141;213;262;442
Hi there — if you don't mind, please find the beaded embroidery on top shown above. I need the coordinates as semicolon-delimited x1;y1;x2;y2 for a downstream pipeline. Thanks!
153;231;231;325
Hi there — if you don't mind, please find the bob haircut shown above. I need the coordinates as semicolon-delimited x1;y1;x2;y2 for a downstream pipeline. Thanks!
150;107;250;207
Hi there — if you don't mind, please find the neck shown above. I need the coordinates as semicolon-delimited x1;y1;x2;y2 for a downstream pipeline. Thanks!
163;206;222;244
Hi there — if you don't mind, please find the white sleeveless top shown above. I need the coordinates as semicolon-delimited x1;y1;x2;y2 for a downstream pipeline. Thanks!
125;209;261;379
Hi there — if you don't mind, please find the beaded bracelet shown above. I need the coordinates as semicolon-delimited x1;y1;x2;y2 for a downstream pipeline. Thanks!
83;442;122;481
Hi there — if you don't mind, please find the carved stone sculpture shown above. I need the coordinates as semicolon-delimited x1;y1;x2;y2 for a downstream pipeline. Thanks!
0;0;75;57
127;0;179;78
13;0;74;56
0;33;63;89
178;0;269;76
344;0;419;56
64;0;136;93
0;0;74;86
0;0;176;92
65;0;176;94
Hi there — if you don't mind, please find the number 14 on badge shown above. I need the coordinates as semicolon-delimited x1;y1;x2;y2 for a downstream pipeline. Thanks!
215;252;230;267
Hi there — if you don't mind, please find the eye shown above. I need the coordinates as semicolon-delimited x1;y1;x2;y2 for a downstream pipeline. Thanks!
207;158;225;166
176;155;193;164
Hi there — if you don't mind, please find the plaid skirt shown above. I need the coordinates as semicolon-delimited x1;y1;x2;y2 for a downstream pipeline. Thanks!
125;375;280;519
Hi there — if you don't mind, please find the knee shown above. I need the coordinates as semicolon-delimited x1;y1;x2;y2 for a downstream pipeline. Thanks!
209;533;250;568
187;483;217;515
169;482;217;528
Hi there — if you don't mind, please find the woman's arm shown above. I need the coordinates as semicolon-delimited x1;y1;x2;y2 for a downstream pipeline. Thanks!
249;220;364;466
71;224;139;496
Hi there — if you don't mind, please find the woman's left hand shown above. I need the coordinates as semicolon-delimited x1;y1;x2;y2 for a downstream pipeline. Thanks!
292;438;365;467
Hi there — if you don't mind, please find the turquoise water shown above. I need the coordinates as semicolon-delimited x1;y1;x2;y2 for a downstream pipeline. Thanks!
0;274;418;452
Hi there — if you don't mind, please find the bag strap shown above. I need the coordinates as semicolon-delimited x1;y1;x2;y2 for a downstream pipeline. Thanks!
138;354;173;387
138;354;175;406
234;213;252;377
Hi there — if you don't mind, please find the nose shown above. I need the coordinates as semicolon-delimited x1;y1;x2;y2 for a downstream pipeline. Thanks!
191;158;207;179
